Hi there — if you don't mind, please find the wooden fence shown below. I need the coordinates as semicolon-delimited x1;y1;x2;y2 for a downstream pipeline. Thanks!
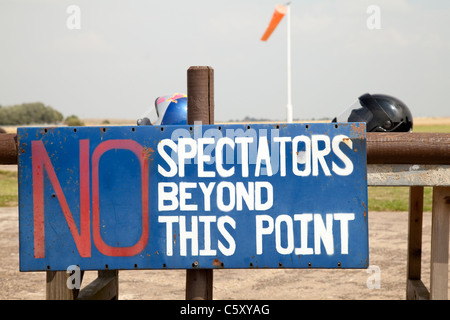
0;66;449;299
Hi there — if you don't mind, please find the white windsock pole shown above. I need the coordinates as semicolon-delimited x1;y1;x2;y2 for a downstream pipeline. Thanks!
261;2;293;123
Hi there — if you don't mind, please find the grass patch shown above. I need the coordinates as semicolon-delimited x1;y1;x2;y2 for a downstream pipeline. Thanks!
413;124;450;133
368;186;433;212
0;170;18;207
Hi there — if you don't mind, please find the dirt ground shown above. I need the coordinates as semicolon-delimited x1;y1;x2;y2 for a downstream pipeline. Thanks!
1;206;448;300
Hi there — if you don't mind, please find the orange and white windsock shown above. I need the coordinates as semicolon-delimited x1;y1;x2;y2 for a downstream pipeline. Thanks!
261;4;288;41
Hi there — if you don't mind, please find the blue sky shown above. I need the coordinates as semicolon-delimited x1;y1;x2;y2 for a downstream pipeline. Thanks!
1;0;449;122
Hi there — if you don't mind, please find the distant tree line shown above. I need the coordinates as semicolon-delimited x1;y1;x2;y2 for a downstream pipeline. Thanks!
0;102;64;125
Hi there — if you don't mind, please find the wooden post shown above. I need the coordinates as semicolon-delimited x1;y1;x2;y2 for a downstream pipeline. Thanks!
187;66;214;125
185;268;213;300
406;186;429;300
430;186;450;300
185;66;214;300
77;270;119;300
46;270;118;300
46;270;83;300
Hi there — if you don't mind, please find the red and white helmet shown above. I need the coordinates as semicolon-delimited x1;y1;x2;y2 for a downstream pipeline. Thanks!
137;93;187;126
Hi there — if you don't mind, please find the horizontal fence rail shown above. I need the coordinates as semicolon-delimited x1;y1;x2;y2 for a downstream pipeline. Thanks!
2;132;450;166
0;133;17;165
366;132;450;164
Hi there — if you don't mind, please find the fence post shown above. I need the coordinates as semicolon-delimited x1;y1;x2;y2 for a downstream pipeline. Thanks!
46;270;83;300
406;186;429;300
430;186;450;300
185;66;214;300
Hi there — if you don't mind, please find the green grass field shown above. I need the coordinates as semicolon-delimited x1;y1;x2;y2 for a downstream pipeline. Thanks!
0;170;18;207
368;186;433;212
1;123;449;211
412;125;450;133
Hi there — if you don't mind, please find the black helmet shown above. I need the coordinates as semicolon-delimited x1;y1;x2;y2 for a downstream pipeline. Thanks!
332;93;413;132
